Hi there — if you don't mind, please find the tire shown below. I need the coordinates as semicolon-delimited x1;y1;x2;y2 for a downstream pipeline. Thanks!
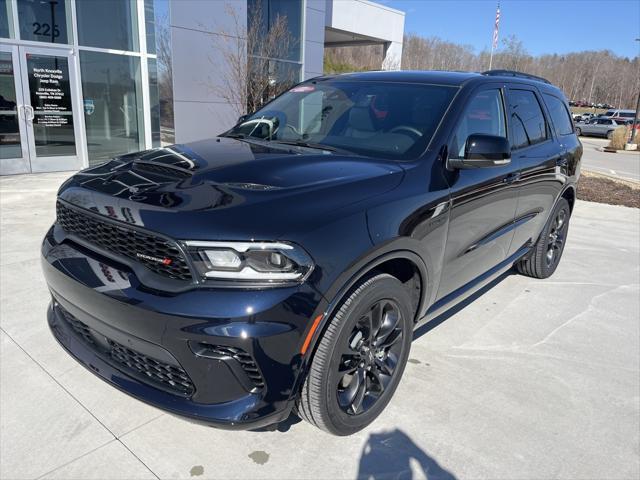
295;273;413;435
606;130;613;139
575;127;582;136
517;198;571;279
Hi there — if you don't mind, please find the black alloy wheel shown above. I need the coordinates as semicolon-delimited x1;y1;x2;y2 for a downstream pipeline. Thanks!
296;273;413;435
517;197;571;279
545;208;567;268
337;299;404;415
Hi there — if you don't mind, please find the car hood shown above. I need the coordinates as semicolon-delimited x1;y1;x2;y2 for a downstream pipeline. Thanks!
58;137;405;240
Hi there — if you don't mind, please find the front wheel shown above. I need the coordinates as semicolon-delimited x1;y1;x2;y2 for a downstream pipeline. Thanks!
606;130;614;139
575;127;582;136
517;198;571;279
295;273;413;435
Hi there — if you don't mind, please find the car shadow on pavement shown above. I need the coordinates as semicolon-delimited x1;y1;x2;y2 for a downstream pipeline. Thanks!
414;270;514;341
357;429;456;479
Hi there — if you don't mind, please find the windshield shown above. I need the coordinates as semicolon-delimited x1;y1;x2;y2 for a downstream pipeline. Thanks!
225;81;458;160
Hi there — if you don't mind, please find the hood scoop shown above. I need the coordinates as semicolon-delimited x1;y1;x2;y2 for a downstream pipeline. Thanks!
131;161;192;180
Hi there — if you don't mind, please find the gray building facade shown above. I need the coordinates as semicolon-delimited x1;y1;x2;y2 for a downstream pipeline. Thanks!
1;0;404;175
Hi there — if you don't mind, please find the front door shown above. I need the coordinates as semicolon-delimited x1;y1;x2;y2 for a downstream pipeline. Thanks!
0;44;82;174
436;85;519;299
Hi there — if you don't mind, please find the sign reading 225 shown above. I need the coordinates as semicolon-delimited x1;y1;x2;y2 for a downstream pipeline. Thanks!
32;22;60;38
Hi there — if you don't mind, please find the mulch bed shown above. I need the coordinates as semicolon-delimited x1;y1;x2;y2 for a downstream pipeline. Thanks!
577;171;640;209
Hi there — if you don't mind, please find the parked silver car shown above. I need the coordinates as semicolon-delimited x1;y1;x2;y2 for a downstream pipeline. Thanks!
575;118;626;139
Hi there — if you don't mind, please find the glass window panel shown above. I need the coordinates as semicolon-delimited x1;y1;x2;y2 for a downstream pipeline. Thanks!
17;0;71;44
1;0;14;38
27;54;76;156
543;93;574;136
268;0;301;61
451;89;506;158
80;51;143;164
76;0;138;51
248;0;302;62
148;57;174;146
144;0;156;54
0;53;21;159
148;58;160;147
509;89;548;148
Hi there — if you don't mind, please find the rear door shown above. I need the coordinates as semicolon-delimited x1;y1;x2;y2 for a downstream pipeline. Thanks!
506;86;564;255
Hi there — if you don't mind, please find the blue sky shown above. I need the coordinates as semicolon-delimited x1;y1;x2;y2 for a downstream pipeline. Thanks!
382;0;640;58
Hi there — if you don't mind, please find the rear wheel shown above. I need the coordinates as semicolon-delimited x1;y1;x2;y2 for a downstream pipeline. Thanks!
575;127;582;136
517;198;571;279
295;273;413;435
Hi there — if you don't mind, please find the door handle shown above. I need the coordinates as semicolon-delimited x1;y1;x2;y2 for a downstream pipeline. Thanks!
503;172;521;184
25;105;35;121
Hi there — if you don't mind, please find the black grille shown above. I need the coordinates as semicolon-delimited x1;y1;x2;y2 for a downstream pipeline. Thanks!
56;201;192;281
108;342;195;395
59;308;195;396
198;344;265;389
64;312;95;345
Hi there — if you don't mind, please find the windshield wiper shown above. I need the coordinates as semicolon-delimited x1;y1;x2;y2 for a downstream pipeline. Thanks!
270;139;337;152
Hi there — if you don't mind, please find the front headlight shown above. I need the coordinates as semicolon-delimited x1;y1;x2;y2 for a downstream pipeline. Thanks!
184;241;314;285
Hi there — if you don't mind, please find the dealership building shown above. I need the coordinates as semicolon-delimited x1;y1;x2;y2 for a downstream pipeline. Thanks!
0;0;404;175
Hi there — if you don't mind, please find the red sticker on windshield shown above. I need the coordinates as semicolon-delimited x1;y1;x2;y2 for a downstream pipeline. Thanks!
290;85;315;93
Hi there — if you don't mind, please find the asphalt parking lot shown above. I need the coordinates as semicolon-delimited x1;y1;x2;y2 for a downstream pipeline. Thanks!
580;136;640;182
1;172;639;480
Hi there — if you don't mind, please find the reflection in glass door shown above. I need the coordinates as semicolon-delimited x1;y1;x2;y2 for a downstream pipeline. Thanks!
0;45;82;175
0;45;30;175
19;46;82;173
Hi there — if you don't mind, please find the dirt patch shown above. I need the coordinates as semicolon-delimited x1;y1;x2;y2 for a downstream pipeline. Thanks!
578;171;640;208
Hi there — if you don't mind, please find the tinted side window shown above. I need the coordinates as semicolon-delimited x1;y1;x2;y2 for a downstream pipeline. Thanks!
509;89;548;149
543;94;574;135
451;89;506;158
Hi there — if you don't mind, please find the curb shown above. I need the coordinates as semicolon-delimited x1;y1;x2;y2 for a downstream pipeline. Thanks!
582;168;640;187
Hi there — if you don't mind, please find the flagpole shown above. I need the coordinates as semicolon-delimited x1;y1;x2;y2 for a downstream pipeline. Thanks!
489;45;494;71
489;2;500;70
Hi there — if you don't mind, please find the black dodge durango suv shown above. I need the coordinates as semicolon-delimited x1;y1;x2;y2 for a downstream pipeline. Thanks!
42;70;581;435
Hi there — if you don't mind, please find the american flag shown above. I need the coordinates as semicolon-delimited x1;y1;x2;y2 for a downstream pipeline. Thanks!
492;4;501;49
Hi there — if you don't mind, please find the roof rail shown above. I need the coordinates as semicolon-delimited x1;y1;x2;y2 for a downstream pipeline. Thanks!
482;69;551;84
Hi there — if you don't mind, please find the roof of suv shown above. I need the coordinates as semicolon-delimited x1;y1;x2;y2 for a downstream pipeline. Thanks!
314;70;562;94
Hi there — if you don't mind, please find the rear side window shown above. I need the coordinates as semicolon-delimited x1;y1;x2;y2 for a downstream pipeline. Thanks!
509;89;548;149
450;89;506;158
543;94;574;136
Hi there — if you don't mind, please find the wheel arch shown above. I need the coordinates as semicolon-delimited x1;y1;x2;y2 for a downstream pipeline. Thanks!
291;247;429;405
302;246;430;359
560;183;576;213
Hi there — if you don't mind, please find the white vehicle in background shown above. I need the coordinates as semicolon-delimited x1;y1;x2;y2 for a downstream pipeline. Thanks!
575;112;596;123
601;109;636;121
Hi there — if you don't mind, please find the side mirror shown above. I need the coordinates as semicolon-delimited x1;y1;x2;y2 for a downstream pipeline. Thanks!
450;134;511;169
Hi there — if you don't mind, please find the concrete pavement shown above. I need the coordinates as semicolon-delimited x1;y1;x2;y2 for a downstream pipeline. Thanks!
580;137;640;182
1;173;639;479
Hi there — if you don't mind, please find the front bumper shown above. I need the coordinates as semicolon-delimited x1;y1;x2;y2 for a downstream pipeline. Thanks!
42;226;326;429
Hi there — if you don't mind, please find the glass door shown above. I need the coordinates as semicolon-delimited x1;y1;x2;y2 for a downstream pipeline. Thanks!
17;45;82;173
0;44;30;175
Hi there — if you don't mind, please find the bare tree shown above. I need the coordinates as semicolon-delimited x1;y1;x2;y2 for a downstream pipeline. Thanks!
209;2;297;117
396;33;639;108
